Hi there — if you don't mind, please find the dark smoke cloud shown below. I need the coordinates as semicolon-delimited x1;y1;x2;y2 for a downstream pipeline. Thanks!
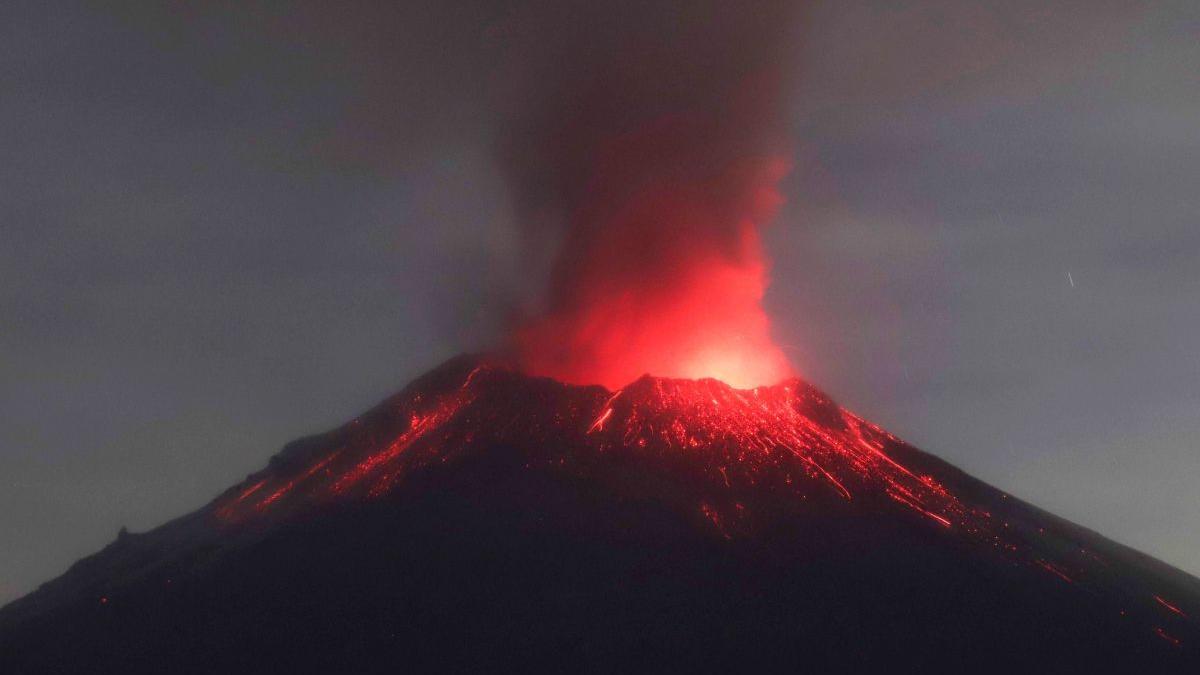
487;1;801;385
493;0;799;293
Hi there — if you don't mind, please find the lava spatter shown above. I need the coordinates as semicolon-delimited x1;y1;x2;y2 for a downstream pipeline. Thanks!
210;362;994;549
205;358;1199;653
7;355;1197;670
214;364;980;533
206;357;1190;634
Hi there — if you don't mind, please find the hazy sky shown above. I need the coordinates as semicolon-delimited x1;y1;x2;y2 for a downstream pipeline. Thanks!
2;0;1197;604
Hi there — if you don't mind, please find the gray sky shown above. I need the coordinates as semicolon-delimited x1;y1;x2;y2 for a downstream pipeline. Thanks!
2;0;1197;604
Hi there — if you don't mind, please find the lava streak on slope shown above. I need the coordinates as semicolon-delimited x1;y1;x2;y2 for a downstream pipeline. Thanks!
7;355;1197;671
214;362;980;534
206;360;999;549
208;357;1200;650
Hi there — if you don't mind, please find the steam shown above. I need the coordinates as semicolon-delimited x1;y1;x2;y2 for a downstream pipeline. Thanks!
495;0;799;388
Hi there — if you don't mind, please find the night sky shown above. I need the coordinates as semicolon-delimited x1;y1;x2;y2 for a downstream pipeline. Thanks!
2;0;1198;604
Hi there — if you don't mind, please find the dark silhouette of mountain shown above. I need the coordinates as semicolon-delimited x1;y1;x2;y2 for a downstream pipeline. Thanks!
2;355;1197;672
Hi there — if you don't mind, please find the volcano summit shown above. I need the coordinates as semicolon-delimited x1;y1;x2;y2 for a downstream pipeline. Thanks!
2;355;1197;672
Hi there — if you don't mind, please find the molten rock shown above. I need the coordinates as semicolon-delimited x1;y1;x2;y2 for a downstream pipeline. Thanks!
2;355;1197;672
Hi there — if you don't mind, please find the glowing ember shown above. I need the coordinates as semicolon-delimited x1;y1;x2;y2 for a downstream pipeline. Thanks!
1034;558;1076;584
1155;595;1188;618
1156;627;1182;648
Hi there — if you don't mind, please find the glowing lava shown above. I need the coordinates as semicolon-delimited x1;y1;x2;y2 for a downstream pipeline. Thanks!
211;362;988;554
208;358;1195;650
215;364;979;534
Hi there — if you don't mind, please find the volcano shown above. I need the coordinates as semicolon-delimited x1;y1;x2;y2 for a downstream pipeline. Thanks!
2;355;1197;672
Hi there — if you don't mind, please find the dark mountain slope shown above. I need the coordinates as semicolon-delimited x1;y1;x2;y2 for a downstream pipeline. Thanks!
2;355;1197;672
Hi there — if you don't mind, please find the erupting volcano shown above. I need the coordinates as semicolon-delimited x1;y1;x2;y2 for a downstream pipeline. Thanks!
3;2;1197;673
3;356;1198;671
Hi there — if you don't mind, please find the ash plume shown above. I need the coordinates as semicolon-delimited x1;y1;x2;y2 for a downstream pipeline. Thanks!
494;0;802;388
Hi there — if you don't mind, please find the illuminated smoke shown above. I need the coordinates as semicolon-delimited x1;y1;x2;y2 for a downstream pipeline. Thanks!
496;1;798;389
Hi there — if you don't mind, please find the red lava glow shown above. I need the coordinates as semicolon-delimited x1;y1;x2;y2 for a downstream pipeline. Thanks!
1156;627;1183;648
210;360;1191;649
215;365;980;544
1034;558;1076;585
1155;595;1188;618
700;503;732;540
514;122;794;390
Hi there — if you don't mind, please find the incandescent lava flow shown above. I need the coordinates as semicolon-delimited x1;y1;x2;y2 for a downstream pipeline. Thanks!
3;354;1199;671
205;358;1200;665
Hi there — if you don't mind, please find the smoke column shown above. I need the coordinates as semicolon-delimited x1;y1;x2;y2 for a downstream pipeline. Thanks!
497;1;798;389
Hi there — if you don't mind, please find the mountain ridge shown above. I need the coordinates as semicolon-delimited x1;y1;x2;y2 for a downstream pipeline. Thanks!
3;354;1197;672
